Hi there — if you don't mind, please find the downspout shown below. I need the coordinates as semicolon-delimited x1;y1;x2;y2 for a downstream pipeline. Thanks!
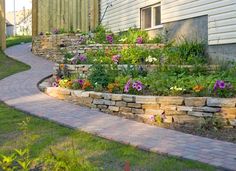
100;0;113;24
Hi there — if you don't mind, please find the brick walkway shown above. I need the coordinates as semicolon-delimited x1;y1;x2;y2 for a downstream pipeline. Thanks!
1;44;236;171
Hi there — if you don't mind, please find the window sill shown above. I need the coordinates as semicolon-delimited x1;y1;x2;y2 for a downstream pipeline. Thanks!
144;25;163;31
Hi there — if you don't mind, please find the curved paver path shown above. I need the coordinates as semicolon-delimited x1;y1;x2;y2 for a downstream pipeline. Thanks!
1;44;236;171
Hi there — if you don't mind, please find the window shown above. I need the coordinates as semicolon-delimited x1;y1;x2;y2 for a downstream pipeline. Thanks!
141;4;161;29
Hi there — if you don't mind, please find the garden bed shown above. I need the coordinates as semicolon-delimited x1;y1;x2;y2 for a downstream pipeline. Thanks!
39;78;236;143
33;34;163;62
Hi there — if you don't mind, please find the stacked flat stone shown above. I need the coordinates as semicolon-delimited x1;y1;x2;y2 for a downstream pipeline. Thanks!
39;84;236;127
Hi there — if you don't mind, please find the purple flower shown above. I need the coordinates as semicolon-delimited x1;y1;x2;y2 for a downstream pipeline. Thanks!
78;79;84;85
79;54;87;62
219;81;226;89
149;115;155;122
52;82;59;87
124;79;131;93
39;32;44;36
106;34;113;44
136;37;143;44
136;85;143;91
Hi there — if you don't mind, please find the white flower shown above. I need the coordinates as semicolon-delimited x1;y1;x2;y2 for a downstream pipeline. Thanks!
145;56;157;63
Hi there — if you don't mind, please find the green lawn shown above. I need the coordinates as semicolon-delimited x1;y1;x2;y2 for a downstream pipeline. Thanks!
0;37;216;170
0;36;31;80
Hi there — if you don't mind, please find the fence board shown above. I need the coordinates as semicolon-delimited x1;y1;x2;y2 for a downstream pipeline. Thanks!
35;0;99;35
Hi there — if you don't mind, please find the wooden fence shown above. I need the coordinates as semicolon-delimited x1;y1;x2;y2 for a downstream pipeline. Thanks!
0;0;6;50
32;0;99;36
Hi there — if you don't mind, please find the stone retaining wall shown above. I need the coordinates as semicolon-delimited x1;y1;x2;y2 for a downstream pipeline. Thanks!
39;84;236;127
32;35;162;62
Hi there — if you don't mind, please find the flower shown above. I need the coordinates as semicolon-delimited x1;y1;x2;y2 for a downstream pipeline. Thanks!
106;34;113;44
214;80;233;91
60;64;65;69
124;79;131;93
193;85;205;93
52;82;59;87
82;80;92;90
79;54;87;62
145;55;158;63
112;54;121;63
78;79;84;85
149;115;155;122
170;86;185;91
124;80;143;93
136;37;143;44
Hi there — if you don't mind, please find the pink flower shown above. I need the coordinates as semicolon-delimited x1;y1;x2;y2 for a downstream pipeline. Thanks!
137;37;143;44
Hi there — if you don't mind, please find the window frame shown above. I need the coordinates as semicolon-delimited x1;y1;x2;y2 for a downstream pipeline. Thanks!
141;3;163;30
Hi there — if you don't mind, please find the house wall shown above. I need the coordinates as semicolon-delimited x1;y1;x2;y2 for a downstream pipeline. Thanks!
6;25;14;37
100;0;236;46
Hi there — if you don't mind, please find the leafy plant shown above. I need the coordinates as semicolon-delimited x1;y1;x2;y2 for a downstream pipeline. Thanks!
88;64;118;87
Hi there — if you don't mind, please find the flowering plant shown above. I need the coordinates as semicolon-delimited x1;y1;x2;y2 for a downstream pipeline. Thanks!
213;80;234;97
136;37;143;44
107;82;120;93
193;85;205;93
106;34;114;44
124;79;144;93
145;55;158;64
70;54;87;64
170;86;186;95
112;54;121;64
82;80;92;90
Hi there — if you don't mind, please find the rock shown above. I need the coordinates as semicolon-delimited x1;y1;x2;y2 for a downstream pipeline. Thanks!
185;97;206;107
188;111;213;117
229;119;236;126
116;101;127;107
132;109;144;115
160;105;177;111
135;96;157;104
81;91;91;97
71;90;84;97
111;94;123;101
97;105;108;110
165;110;187;115
38;81;51;91
172;115;203;124
93;99;105;105
177;106;193;112
193;107;221;113
127;103;142;108
156;97;184;105
145;109;164;115
80;97;93;107
120;107;132;113
163;116;174;123
90;92;103;99
220;108;236;115
104;100;116;106
57;88;71;95
108;106;120;112
207;98;236;107
102;93;112;100
123;95;135;103
142;104;160;110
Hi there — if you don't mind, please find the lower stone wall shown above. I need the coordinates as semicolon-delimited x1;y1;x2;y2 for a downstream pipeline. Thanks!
32;35;162;62
39;84;236;127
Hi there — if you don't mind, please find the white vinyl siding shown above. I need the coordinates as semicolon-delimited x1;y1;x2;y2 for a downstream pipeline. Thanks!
100;0;236;45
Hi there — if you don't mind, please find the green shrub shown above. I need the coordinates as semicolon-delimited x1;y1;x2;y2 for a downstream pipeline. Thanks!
119;28;149;44
88;64;118;87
